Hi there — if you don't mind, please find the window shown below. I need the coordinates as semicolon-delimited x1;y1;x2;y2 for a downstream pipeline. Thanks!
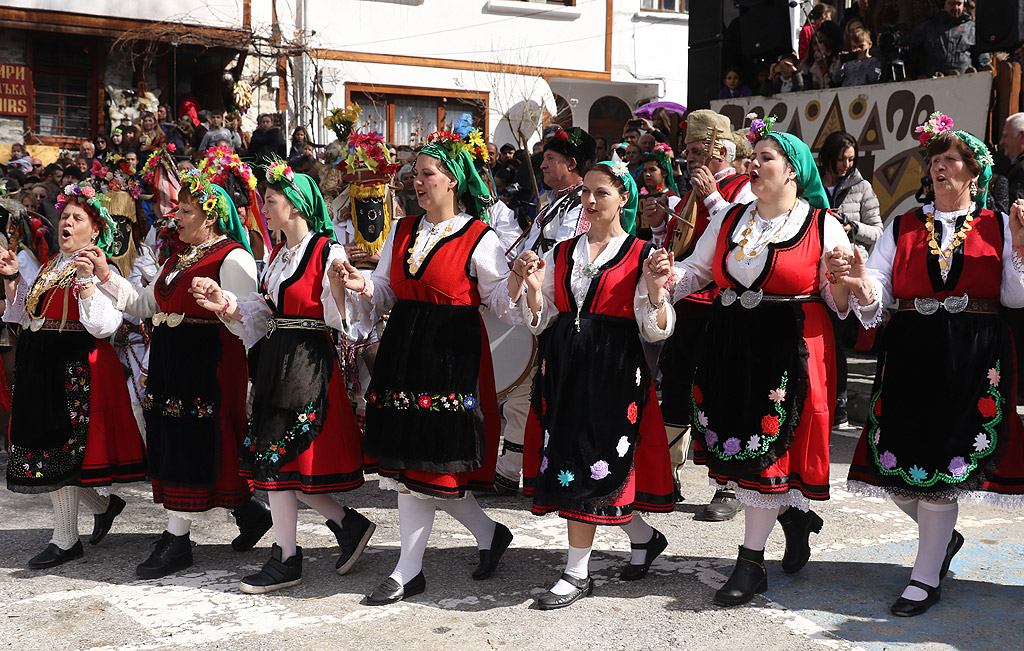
31;37;96;141
347;85;488;147
641;0;686;11
522;1;575;5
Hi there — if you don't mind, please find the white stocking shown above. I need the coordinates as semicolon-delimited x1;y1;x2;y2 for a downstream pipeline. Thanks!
268;491;299;560
892;496;920;523
742;505;780;552
166;511;192;537
296;492;346;526
435;493;496;549
77;487;110;515
902;500;958;601
550;544;592;595
620;513;655;565
389;492;436;584
49;486;80;550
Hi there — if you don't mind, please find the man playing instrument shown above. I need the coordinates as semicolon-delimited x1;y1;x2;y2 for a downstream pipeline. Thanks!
648;109;755;520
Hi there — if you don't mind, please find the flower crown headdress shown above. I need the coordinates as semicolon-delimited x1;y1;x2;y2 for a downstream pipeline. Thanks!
140;143;178;186
607;160;631;181
200;146;258;191
653;142;673;158
181;168;230;222
266;160;298;189
745;113;778;144
915;111;994;168
342;131;401;176
55;182;109;216
89;156;141;199
426;130;470;160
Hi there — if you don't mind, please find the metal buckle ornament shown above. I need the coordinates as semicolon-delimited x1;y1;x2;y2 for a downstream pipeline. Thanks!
740;289;764;309
267;318;278;337
943;293;969;314
720;288;737;306
913;298;940;315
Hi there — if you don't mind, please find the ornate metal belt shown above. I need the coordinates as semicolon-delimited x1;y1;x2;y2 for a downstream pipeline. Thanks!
152;312;220;327
719;288;822;309
33;318;86;332
896;294;999;315
267;317;330;337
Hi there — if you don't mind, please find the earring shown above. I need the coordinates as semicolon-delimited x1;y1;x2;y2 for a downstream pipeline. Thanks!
970;180;978;197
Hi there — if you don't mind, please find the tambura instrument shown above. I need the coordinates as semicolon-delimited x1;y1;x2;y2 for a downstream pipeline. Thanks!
672;126;725;258
481;308;537;398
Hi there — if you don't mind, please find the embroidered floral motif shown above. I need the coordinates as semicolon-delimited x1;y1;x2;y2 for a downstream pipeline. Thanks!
10;362;90;480
142;394;214;419
626;402;638;424
693;373;791;462
557;470;575;486
590;460;610;480
367;389;478;413
867;360;1002;486
616;436;630;457
540;456;549;473
247;400;317;464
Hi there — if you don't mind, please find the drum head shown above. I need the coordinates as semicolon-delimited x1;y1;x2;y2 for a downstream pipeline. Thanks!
481;308;537;398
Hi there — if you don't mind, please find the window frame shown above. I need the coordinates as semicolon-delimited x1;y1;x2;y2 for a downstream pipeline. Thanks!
640;0;687;13
27;33;102;147
344;84;489;146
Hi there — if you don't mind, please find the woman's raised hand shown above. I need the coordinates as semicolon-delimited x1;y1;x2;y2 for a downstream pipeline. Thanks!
190;276;227;313
644;247;674;294
80;246;110;282
1010;199;1024;246
0;245;19;277
73;251;95;278
329;259;368;293
515;251;545;292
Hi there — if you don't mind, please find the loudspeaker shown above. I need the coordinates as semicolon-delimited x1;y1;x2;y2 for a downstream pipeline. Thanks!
690;0;740;44
688;40;723;111
976;0;1024;52
738;0;793;58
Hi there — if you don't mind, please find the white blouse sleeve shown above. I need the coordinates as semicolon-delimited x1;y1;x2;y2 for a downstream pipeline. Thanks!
217;249;259;340
99;267;160;319
79;269;124;339
231;292;272;348
522;248;559;335
322;242;349;332
2;275;29;328
819;214;855;318
850;221;896;329
634;255;675;342
1001;213;1024;308
669;209;722;303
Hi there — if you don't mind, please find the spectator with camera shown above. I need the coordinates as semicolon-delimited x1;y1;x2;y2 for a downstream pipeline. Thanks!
833;27;883;87
906;0;991;78
800;21;844;89
761;53;805;95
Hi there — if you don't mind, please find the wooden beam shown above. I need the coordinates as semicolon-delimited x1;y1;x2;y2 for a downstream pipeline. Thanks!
605;0;613;74
0;7;247;45
312;49;611;82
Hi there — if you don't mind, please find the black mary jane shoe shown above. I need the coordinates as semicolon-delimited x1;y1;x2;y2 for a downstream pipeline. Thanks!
29;541;84;569
136;531;194;579
472;522;514;580
90;494;126;545
714;546;768;607
536;573;594;610
239;544;302;594
777;508;824;574
620;528;668;581
326;507;377;576
702;489;741;522
890;580;941;617
940;530;964;580
230;497;274;552
365;572;426;606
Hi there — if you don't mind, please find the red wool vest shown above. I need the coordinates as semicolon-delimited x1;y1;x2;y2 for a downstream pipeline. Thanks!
155;239;244;316
552;235;650;319
890;207;1002;301
713;203;824;295
265;234;333;318
389;216;492;306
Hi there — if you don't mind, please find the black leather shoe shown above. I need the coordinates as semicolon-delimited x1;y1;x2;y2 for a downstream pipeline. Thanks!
136;531;194;579
326;507;376;576
536;573;593;610
365;572;426;605
90;494;126;545
777;508;824;574
230;498;273;552
939;530;964;580
620;528;668;581
29;541;84;569
891;580;941;617
702;489;741;522
673;477;685;504
239;544;302;594
714;546;768;606
472;522;513;580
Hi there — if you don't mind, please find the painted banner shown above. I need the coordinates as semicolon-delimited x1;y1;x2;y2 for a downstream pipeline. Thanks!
711;72;992;223
0;64;31;116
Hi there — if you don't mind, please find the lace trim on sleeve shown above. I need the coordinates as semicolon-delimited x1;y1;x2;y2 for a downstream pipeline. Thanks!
643;298;671;336
669;268;695;304
1013;246;1024;277
235;291;272;348
821;282;850;319
849;278;885;329
78;286;122;339
2;276;28;326
98;272;134;311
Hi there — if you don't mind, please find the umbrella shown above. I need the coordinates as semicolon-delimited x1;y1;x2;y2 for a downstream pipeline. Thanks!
634;101;687;118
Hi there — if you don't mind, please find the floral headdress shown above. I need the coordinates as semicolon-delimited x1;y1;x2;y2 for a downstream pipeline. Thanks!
596;160;639;235
55;182;119;255
180;168;253;255
266;160;298;191
89;156;141;199
324;103;362;142
646;143;678;194
420;130;494;221
551;126;583;148
140;143;178;186
342;131;401;177
199;146;258;191
915;111;993;202
266;159;335;239
745;113;778;144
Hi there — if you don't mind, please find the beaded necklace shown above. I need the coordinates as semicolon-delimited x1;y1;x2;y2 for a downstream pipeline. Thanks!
924;207;974;271
734;200;798;261
173;236;223;274
407;218;456;274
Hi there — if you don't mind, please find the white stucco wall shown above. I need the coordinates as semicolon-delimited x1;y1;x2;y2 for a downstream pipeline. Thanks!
4;0;244;29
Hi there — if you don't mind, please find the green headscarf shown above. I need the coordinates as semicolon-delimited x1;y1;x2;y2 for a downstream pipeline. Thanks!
265;162;337;240
597;160;639;235
764;132;829;210
953;131;993;206
420;140;493;220
209;184;254;256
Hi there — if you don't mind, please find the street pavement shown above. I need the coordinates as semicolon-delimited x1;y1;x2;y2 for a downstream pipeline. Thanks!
0;354;1022;650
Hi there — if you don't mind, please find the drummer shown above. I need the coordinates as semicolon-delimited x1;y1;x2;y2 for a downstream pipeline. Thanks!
489;127;597;495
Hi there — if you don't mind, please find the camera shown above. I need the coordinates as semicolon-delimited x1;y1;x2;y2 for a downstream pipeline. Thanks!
878;23;910;82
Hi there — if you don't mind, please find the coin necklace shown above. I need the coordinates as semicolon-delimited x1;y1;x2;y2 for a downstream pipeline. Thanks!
25;256;77;317
407;219;456;274
734;200;798;261
924;210;973;271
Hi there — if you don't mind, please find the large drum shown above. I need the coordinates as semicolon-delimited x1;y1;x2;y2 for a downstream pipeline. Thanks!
481;308;537;398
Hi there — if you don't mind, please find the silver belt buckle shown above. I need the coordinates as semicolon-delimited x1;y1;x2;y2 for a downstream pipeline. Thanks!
721;288;737;306
266;318;277;337
913;298;939;315
740;289;764;309
943;293;969;314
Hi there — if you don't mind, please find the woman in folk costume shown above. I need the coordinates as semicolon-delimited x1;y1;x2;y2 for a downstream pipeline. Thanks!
668;119;853;606
191;161;373;594
335;131;513;605
508;160;676;609
832;113;1024;616
82;170;272;578
0;182;146;568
